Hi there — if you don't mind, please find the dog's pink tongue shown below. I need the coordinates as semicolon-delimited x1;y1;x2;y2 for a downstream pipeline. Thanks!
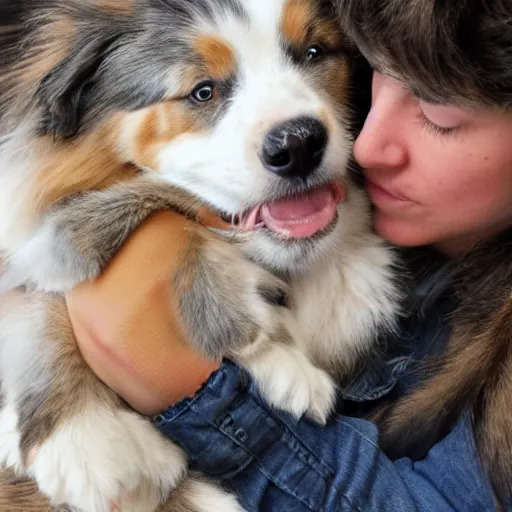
260;184;340;238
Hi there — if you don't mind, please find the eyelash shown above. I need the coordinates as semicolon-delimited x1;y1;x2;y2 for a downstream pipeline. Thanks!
418;109;459;137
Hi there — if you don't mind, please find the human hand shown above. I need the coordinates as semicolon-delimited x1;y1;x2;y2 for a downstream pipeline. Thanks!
66;210;221;416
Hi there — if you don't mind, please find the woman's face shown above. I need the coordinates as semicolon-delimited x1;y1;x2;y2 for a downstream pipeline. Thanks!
354;72;512;255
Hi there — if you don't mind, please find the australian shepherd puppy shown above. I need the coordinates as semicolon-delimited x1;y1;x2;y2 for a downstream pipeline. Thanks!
0;0;399;510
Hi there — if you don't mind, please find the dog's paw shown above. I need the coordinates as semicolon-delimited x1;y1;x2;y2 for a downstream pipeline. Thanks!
239;341;337;424
160;476;245;512
27;404;187;512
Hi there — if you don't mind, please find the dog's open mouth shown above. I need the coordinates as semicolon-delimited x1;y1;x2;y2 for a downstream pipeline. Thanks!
238;181;345;239
199;180;346;239
199;181;346;239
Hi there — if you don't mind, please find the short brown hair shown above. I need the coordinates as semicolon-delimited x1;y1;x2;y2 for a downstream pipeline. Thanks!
338;0;512;107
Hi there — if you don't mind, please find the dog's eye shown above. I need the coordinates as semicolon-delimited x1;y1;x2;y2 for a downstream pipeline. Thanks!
304;45;324;62
191;82;216;103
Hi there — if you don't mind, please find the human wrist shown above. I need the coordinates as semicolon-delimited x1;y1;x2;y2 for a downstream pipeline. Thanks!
71;311;220;416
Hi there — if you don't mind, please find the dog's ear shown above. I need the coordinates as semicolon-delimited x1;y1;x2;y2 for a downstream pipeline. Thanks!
37;33;119;139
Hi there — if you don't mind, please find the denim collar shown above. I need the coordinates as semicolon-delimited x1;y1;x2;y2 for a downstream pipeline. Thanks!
340;355;410;402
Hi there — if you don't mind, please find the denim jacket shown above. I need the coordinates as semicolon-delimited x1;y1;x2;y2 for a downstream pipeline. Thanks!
154;251;501;511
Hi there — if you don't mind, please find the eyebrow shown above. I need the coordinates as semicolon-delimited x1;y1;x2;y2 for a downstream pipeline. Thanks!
403;81;447;104
410;87;436;102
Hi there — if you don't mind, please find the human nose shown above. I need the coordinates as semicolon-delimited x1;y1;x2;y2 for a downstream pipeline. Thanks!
354;73;408;170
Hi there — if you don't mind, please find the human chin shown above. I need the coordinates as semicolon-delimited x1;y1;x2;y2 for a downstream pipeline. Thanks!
372;211;432;248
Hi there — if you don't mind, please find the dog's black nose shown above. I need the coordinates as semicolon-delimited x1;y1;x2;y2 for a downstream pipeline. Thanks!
260;116;328;179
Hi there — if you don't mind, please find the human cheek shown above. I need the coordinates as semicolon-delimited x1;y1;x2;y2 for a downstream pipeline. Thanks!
414;133;481;202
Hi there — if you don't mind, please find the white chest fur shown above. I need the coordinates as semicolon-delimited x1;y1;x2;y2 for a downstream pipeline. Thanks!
0;136;40;251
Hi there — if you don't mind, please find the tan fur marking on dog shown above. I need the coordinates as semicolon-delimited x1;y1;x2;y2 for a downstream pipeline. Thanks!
193;34;236;81
0;468;58;512
280;0;314;47
28;120;138;218
18;17;76;87
135;108;160;151
310;18;345;49
94;0;134;14
122;103;201;170
322;58;350;110
281;0;345;49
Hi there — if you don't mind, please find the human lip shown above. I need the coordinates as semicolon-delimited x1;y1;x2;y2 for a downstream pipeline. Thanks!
365;178;414;205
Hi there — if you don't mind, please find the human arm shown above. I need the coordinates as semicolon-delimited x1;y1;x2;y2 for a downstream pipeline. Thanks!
154;359;496;512
68;300;495;512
